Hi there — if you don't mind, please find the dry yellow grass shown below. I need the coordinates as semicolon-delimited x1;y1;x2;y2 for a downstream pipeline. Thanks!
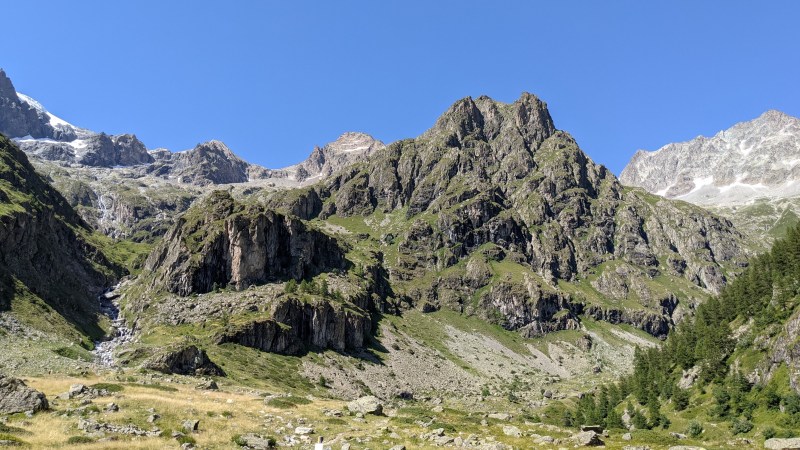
3;373;613;450
9;374;280;449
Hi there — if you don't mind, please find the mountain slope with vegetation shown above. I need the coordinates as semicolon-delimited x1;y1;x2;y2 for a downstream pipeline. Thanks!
0;133;127;356
570;222;800;446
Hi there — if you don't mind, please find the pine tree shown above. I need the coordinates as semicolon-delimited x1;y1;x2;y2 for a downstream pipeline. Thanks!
672;387;690;411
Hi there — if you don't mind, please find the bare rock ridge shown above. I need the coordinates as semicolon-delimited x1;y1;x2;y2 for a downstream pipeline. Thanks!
620;110;800;206
301;93;744;294
144;190;347;296
0;68;382;184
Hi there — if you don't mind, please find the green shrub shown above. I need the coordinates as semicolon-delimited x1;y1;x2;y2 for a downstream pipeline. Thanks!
176;435;196;445
265;395;311;408
730;417;754;435
0;433;25;445
53;346;90;361
66;435;95;444
687;421;703;438
763;427;777;440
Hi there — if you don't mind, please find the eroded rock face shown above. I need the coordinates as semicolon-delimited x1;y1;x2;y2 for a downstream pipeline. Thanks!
144;191;347;296
757;310;800;392
620;110;800;207
143;345;224;376
18;133;154;167
214;297;371;354
0;373;48;414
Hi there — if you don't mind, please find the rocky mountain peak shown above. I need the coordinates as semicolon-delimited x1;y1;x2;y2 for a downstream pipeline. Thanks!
0;69;56;140
290;132;385;183
428;96;485;141
427;93;556;149
326;132;383;154
620;110;800;206
166;140;251;185
0;69;16;99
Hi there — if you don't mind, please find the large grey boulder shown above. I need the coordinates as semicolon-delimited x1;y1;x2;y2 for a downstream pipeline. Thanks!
347;396;383;415
571;430;604;446
0;373;48;414
143;345;224;376
765;438;800;450
236;433;275;449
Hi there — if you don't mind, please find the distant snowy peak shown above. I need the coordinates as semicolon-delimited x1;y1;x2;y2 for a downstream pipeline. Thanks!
16;92;77;132
620;110;800;206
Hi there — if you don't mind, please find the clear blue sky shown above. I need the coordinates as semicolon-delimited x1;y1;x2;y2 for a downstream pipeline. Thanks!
2;1;798;174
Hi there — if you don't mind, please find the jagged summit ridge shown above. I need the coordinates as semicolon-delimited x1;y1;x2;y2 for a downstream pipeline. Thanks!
287;132;385;183
620;110;800;206
424;93;556;147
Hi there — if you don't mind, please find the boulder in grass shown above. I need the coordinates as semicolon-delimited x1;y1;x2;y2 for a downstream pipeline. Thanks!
764;439;800;450
0;373;48;414
346;396;382;415
571;430;604;446
144;345;224;376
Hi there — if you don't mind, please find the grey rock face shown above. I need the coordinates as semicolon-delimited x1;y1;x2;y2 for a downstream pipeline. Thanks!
0;373;48;414
214;296;371;354
144;191;346;296
620;110;800;206
143;345;224;376
18;133;154;167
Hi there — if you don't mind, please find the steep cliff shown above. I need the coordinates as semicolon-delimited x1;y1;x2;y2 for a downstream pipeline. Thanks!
0;134;121;337
144;190;348;296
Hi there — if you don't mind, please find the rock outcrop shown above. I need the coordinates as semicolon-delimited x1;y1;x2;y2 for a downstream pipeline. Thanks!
0;373;48;414
214;296;371;354
143;344;224;376
0;69;68;140
346;395;383;415
144;191;347;296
